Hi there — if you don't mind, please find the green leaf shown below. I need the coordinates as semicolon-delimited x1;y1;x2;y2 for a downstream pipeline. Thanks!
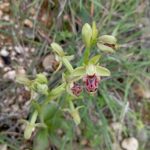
51;42;65;56
89;55;101;65
33;129;49;150
96;66;111;76
71;66;86;77
97;43;115;53
41;103;63;132
82;23;92;48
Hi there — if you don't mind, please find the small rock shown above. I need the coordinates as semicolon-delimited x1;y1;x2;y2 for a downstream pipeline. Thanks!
3;66;11;72
137;128;148;142
29;8;36;16
16;67;26;75
12;104;19;112
3;70;16;80
122;137;139;150
3;15;10;21
0;10;3;19
0;48;9;57
111;122;122;131
14;46;24;54
30;48;35;53
0;57;4;68
42;54;59;72
0;144;7;150
0;2;10;12
23;19;33;28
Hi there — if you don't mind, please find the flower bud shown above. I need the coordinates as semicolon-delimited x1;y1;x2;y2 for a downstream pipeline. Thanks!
97;35;118;53
35;74;48;84
82;23;92;48
34;83;48;95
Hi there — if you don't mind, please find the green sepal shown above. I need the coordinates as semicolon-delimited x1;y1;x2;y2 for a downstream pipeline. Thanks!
97;43;115;53
89;55;101;65
96;66;111;76
71;66;86;77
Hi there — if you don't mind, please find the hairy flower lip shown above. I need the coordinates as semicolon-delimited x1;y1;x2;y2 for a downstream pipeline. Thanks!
83;74;100;93
71;83;82;97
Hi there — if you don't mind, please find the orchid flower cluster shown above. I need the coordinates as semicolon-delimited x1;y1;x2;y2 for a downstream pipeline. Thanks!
17;22;118;140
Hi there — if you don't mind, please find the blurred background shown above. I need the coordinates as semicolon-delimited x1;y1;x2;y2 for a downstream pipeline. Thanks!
0;0;150;149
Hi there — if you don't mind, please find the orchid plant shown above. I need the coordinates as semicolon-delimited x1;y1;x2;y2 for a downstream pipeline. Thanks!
16;22;118;149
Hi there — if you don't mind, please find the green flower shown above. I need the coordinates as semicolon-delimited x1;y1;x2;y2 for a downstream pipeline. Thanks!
70;55;110;93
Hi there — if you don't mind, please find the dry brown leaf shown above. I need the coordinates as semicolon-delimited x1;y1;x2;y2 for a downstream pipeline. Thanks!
42;54;59;72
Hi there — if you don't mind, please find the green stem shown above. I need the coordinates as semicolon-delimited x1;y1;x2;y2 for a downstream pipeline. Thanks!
31;110;38;125
83;47;90;64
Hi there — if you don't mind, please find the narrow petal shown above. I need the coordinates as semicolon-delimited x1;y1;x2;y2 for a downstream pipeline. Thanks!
62;57;74;72
96;66;111;76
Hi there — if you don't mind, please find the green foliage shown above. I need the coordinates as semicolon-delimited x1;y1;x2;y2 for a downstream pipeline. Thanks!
4;0;148;149
33;129;49;150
